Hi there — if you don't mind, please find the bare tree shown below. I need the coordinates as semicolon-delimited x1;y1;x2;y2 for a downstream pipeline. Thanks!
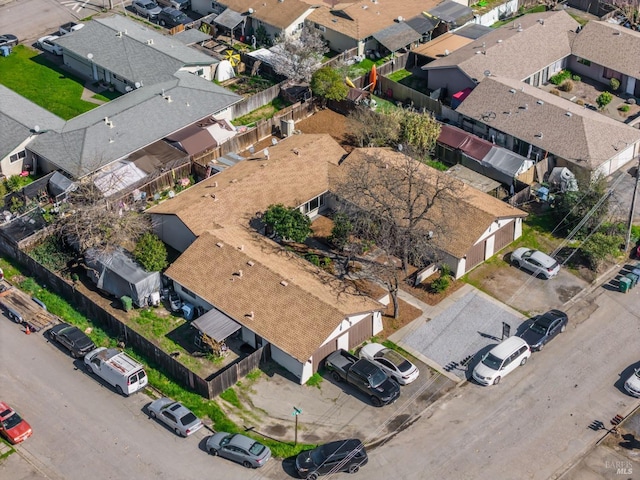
603;0;639;26
347;107;401;147
333;148;462;318
270;27;329;84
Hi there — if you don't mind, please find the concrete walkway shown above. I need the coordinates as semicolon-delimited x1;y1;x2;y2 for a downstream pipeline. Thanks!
80;81;108;105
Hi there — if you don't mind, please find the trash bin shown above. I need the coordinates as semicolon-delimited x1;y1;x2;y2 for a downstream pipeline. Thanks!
632;268;640;279
626;272;639;288
0;46;11;57
620;277;632;293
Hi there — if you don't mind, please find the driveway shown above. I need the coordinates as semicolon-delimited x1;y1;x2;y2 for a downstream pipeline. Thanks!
465;252;590;315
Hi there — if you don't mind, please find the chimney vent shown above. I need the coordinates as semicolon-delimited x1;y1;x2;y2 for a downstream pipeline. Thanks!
216;242;224;248
245;311;254;319
247;261;255;267
280;280;288;286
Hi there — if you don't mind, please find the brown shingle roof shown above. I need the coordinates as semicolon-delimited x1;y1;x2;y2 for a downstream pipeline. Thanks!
571;21;640;79
218;0;313;30
423;10;579;81
332;148;527;258
150;134;382;361
455;76;640;171
306;0;441;40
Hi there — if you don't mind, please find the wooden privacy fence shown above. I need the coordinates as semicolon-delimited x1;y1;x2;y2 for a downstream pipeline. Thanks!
206;347;263;398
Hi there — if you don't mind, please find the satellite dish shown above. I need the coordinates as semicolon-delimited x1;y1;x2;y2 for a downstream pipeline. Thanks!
87;53;93;60
484;70;491;77
33;125;40;133
397;16;404;22
134;81;141;88
248;7;254;13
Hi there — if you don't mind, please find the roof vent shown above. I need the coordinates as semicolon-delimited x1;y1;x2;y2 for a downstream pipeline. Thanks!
280;280;288;287
109;138;114;143
497;39;503;44
535;132;544;138
517;26;523;32
538;18;544;25
213;181;218;187
248;7;254;13
216;242;224;248
397;16;404;22
537;100;544;105
509;88;516;94
245;311;254;319
362;4;367;8
236;269;243;278
614;30;621;35
444;49;450;56
146;39;153;45
247;260;255;267
565;111;572;117
106;120;114;128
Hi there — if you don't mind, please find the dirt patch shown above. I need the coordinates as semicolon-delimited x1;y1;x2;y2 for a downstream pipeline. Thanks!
400;276;466;306
296;108;352;151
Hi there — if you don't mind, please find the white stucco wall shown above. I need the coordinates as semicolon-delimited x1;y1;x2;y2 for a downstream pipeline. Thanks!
473;0;518;27
476;218;514;244
1;137;34;177
151;213;196;252
179;64;214;81
271;343;306;380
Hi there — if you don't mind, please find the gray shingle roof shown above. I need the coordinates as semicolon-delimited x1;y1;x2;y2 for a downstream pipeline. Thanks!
0;85;65;159
28;72;242;178
427;0;473;26
423;10;579;81
54;15;217;87
571;21;640;79
373;22;423;52
455;76;640;171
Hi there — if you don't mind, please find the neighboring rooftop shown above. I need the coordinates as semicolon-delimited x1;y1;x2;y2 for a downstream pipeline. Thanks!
217;0;313;30
571;20;640;79
423;10;579;81
413;32;474;60
455;76;640;171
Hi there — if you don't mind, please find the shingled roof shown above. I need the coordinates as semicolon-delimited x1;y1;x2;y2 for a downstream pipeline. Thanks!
571;20;640;79
423;10;579;81
455;76;640;171
218;0;313;30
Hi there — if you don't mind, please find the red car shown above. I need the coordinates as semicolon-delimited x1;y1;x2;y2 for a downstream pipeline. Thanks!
0;402;32;444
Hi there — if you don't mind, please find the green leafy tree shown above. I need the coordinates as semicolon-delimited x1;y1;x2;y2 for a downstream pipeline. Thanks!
596;91;613;109
581;231;623;271
552;176;610;237
330;213;353;249
263;204;312;243
133;232;168;272
311;67;349;102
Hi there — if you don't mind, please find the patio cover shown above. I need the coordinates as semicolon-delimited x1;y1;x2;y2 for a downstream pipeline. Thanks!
213;8;245;30
437;124;492;160
192;308;241;342
446;164;500;193
373;23;422;52
462;146;533;186
454;23;493;40
48;171;77;199
428;0;473;27
405;14;438;35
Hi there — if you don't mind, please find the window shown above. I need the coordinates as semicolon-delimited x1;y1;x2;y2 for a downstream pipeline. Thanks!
314;23;326;32
195;68;203;76
10;151;26;163
577;57;591;66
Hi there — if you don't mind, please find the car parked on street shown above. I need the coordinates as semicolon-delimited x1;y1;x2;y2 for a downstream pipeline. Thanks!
37;35;62;55
206;432;271;468
472;336;531;386
511;247;560;279
157;0;190;10
0;402;32;444
295;439;368;479
518;310;568;351
48;322;96;358
133;0;162;20
0;34;18;48
157;7;193;27
359;343;419;385
624;367;640;397
147;397;203;436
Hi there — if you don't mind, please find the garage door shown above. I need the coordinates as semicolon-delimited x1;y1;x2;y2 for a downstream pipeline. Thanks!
312;339;337;371
493;220;515;253
348;315;373;350
465;239;486;272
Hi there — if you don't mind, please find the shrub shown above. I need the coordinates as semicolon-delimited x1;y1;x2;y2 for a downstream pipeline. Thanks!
430;275;450;293
619;104;630;112
576;99;585;106
330;213;353;249
550;89;560;96
305;253;320;266
559;79;574;92
580;232;623;271
133;232;168;272
571;74;581;82
121;296;133;312
596;91;613;109
549;70;572;85
610;78;620;91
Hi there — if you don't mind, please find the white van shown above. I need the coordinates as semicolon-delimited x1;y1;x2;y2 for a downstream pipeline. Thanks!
472;336;531;386
84;347;148;396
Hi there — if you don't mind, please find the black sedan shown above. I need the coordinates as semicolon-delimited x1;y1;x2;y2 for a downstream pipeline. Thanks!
48;323;96;358
157;7;193;27
0;34;18;48
518;309;568;351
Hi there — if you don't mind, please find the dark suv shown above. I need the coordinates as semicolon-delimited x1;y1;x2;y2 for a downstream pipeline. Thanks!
48;322;96;358
295;439;368;479
157;7;193;27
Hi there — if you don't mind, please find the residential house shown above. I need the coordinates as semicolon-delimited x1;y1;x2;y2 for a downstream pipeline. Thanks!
570;20;640;97
454;76;640;180
422;10;580;95
203;0;316;42
148;134;384;384
332;148;528;279
0;85;65;178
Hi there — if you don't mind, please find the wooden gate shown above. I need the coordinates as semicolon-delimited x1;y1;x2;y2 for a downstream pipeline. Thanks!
348;315;373;350
465;239;487;272
312;339;337;371
493;220;516;253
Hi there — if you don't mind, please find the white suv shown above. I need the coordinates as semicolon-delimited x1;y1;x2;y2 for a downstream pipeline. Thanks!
472;336;531;386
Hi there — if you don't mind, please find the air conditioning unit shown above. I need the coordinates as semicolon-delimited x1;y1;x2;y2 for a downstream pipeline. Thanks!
281;118;294;138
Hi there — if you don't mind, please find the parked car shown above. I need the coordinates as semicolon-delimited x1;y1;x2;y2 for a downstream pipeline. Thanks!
0;34;18;48
157;7;193;27
147;397;203;437
624;367;640;397
133;0;162;20
511;247;560;279
206;432;271;468
472;336;531;386
59;22;84;35
37;35;62;55
295;439;368;479
359;343;419;385
48;322;96;358
157;0;190;10
0;402;32;444
518;309;568;351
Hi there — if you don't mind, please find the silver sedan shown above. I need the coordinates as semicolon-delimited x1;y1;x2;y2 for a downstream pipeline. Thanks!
147;397;203;437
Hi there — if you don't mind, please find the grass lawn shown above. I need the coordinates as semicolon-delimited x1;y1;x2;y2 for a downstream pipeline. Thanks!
0;45;100;119
491;5;546;28
233;97;288;126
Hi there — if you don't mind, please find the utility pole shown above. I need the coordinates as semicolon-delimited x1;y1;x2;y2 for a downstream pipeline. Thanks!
625;156;640;253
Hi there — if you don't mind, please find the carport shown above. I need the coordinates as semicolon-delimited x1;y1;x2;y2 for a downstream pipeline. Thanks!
192;308;241;342
373;23;422;54
213;8;245;37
